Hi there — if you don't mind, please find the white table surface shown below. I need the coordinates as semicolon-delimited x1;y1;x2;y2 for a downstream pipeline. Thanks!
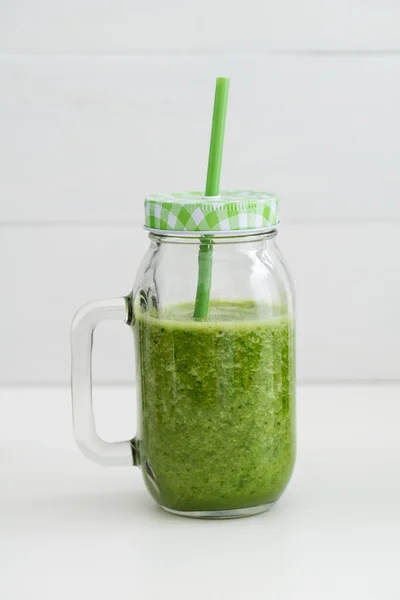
1;384;400;600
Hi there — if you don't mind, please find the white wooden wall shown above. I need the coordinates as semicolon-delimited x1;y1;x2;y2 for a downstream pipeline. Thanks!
1;1;400;383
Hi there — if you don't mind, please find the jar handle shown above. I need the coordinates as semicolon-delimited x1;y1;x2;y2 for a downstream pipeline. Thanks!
71;297;137;466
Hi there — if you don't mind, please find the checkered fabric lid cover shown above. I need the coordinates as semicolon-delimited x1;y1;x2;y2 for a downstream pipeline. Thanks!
144;190;279;233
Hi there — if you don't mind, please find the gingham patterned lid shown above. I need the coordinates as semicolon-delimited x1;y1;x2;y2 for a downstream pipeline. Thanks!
144;190;279;233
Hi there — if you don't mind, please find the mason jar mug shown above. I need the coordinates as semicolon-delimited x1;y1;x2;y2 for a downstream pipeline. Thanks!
71;191;296;519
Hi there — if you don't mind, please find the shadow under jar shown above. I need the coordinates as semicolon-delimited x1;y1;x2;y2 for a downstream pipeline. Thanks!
71;191;296;519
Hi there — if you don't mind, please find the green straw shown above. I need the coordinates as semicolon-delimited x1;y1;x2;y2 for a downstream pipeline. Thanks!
193;77;230;319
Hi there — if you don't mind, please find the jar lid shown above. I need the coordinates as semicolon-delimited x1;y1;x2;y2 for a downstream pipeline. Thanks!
144;190;279;233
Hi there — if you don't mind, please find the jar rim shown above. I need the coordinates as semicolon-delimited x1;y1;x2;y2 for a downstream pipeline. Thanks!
144;223;280;238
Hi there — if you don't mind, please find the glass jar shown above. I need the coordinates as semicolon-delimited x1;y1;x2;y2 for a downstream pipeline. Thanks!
71;191;296;519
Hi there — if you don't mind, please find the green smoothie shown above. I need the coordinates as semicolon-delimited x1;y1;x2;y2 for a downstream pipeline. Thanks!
134;301;295;513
